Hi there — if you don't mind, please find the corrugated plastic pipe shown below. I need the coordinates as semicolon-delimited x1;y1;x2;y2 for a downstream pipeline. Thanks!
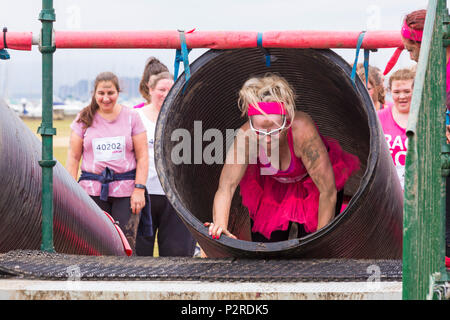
0;99;128;256
155;48;403;259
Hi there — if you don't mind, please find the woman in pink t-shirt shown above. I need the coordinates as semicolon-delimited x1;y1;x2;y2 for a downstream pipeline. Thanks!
66;72;150;253
377;68;415;190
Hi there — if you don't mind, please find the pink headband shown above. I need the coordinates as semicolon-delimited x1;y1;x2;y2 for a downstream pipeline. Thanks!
248;102;286;116
401;20;423;42
383;21;423;75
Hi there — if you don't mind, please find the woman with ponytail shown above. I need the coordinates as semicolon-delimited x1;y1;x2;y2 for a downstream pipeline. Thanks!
134;58;197;257
135;57;170;109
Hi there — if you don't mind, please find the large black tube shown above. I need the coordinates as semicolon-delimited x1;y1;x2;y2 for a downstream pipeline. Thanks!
0;99;127;256
155;48;403;259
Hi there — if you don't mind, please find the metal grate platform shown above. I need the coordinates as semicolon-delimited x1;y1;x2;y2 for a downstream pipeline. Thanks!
0;250;402;282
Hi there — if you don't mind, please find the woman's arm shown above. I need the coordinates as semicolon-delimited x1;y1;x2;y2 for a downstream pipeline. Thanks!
293;113;337;231
131;131;149;215
206;127;250;239
66;131;83;180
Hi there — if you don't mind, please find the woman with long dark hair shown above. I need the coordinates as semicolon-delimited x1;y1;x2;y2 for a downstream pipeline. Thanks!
66;71;151;254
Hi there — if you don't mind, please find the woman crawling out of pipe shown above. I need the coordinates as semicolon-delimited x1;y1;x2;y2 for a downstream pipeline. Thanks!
205;74;360;242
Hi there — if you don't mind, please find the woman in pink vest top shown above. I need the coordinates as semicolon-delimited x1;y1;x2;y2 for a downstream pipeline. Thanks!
204;74;359;242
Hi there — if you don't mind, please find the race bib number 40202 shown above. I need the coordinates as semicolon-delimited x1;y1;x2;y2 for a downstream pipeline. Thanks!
92;136;125;162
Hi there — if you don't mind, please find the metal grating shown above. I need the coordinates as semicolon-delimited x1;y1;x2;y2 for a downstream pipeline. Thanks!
0;250;402;282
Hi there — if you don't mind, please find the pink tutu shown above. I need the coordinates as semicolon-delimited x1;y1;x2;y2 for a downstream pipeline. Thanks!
239;135;360;240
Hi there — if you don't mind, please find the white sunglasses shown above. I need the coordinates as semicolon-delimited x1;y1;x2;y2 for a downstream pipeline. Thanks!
249;115;287;136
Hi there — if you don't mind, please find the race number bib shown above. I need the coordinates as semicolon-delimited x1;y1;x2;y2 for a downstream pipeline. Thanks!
396;165;405;190
92;136;125;162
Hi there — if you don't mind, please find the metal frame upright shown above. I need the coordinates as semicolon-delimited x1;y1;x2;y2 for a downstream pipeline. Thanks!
403;0;449;300
38;0;56;252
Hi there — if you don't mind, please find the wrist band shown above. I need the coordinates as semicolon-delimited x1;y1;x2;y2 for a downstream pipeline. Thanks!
135;184;146;190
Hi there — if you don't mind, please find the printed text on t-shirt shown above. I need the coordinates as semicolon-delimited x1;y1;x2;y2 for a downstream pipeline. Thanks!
385;134;408;166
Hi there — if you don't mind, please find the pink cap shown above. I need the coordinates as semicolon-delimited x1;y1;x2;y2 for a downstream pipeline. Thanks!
248;102;286;116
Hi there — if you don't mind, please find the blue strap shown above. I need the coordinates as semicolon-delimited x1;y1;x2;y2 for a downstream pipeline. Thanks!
79;167;153;237
350;31;370;88
174;30;192;93
257;32;271;67
446;109;450;126
0;49;9;60
363;48;370;85
1;27;9;60
79;167;136;201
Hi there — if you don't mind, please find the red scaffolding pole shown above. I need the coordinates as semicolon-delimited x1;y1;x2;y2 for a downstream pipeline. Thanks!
0;30;402;51
0;31;33;51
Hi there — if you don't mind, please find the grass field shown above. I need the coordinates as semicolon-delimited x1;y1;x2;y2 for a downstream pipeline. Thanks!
21;116;161;257
22;116;73;167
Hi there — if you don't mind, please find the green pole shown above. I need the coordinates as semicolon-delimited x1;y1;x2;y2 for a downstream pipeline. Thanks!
403;0;448;299
38;0;56;252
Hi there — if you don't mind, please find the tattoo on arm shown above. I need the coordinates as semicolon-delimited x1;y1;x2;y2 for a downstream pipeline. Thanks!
302;138;321;166
301;135;330;191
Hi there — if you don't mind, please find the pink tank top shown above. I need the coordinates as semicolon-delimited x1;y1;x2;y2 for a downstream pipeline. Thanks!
257;127;310;183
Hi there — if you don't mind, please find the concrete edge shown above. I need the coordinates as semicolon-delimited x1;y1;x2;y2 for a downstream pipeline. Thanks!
0;279;402;300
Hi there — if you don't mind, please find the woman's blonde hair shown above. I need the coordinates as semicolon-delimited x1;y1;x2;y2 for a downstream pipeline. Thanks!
388;68;415;90
238;73;296;123
356;64;386;105
148;71;173;89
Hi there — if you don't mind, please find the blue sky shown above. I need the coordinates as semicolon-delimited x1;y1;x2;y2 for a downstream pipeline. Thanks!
0;0;434;98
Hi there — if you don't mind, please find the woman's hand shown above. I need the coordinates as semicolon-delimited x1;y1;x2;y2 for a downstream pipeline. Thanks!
130;188;146;215
204;222;237;240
